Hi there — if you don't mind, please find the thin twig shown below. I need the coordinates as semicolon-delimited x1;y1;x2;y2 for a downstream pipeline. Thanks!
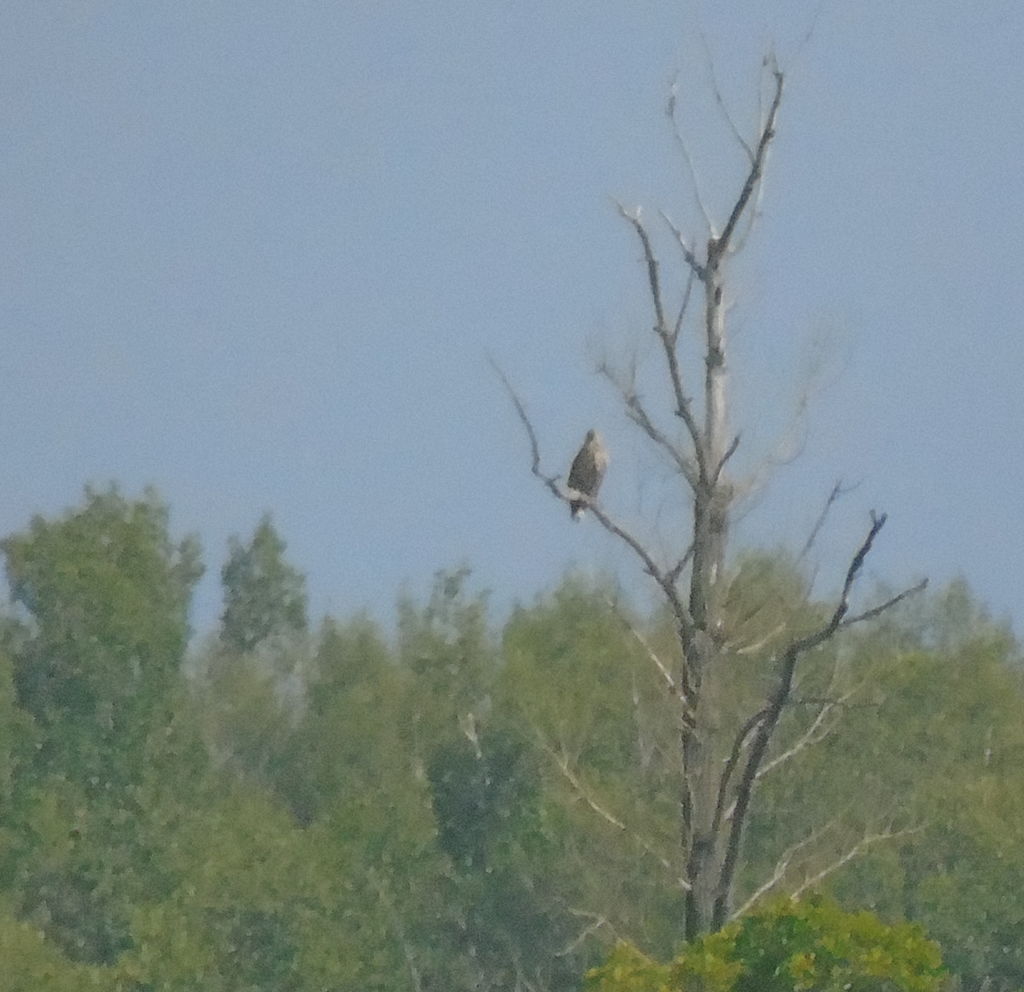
597;360;699;489
712;512;899;928
840;579;929;627
587;502;696;658
666;543;695;585
554;912;613;957
790;825;924;901
799;479;851;560
659;210;707;282
536;729;688;889
756;686;856;781
618;205;706;468
712;433;741;485
604;595;676;693
731;819;838;919
697;29;754;162
714;67;783;259
673;268;697;340
626;389;700;490
666;74;716;233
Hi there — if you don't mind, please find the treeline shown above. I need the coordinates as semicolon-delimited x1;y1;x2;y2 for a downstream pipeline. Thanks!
0;486;1022;990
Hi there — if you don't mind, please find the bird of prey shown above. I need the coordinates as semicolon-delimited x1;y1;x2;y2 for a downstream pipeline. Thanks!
567;429;609;520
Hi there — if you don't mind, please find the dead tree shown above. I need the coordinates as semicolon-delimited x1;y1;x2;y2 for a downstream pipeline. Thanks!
497;59;925;940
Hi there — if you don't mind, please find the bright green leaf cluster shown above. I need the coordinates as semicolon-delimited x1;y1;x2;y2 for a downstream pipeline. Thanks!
586;897;945;992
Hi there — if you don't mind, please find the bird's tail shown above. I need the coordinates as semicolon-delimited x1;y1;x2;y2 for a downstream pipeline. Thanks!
570;501;585;520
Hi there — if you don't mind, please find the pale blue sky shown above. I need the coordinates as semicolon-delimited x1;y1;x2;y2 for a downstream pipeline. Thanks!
2;2;1022;633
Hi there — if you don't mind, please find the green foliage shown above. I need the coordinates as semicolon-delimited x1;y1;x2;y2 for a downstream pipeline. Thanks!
398;565;495;748
0;897;116;991
586;898;945;992
586;942;675;992
220;513;307;654
0;486;1020;991
1;485;202;787
497;576;684;958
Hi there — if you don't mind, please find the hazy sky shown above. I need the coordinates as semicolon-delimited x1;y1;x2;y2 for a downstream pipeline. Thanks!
2;1;1022;634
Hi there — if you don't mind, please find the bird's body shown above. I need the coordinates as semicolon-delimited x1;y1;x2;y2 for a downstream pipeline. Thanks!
567;429;609;519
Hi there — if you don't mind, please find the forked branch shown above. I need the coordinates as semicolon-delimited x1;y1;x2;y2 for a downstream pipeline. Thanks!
714;65;784;260
616;204;705;467
711;512;924;928
730;819;838;919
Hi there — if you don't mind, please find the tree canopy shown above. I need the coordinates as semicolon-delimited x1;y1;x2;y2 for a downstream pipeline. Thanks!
0;487;1017;989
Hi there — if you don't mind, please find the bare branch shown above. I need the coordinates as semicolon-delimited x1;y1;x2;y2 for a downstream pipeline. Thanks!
625;388;700;490
614;202;668;334
554;911;614;957
840;578;929;628
536;729;688;890
712;512;892;928
489;357;576;510
673;267;697;339
604;595;676;694
586;502;695;655
597;361;699;489
799;479;856;561
666;543;695;585
666;74;716;233
731;819;838;919
659;210;707;283
790;825;924;901
616;207;706;468
697;29;754;162
727;57;786;257
712;433;741;485
712;708;766;836
756;686;856;781
610;203;708;468
805;511;889;645
714;67;783;259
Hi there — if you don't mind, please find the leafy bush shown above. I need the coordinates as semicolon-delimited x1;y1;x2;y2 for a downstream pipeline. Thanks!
586;897;945;992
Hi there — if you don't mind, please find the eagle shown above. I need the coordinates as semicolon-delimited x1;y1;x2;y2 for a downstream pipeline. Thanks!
567;429;609;520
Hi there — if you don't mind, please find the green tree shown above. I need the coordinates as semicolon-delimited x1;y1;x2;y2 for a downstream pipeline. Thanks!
220;513;307;654
586;897;945;992
0;487;204;968
2;485;202;788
